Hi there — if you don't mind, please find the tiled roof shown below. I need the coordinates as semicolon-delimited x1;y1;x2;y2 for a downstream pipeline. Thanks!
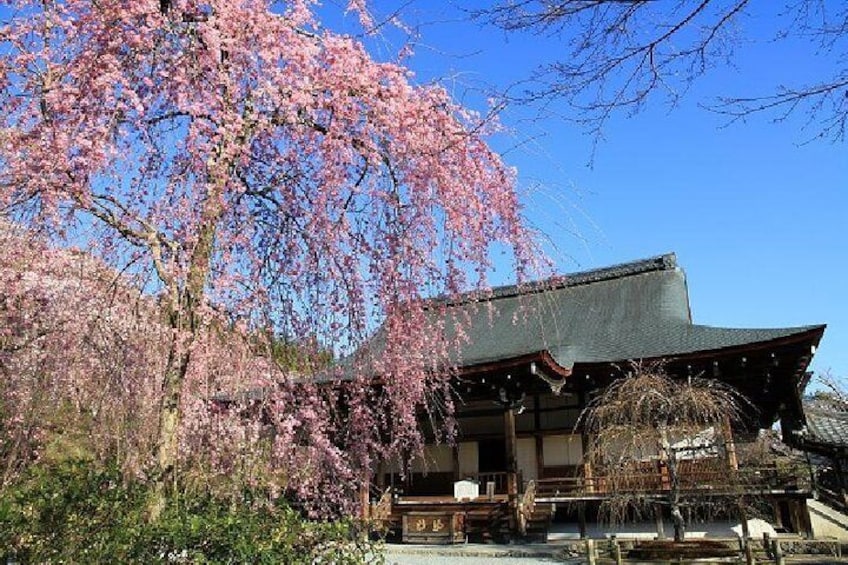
439;253;823;370
803;402;848;449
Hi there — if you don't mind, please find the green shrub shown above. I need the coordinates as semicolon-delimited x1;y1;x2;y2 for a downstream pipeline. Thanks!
0;460;379;564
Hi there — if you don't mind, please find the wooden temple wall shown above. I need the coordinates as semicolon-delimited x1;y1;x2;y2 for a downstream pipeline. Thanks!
386;391;588;495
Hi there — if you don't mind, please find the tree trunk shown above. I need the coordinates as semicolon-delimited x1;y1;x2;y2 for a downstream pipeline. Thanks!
147;332;193;521
146;189;221;520
661;427;685;541
671;504;685;542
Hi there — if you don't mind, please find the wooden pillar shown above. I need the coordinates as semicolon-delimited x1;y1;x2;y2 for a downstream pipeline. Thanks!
534;394;544;480
505;407;518;489
790;499;813;538
724;417;739;470
504;406;519;529
834;456;848;506
452;445;460;482
579;389;594;493
744;540;754;565
584;461;594;493
376;461;386;492
773;539;785;565
533;393;541;430
772;500;784;531
586;538;596;565
535;435;545;481
578;501;588;539
654;503;666;540
612;537;623;565
581;429;594;493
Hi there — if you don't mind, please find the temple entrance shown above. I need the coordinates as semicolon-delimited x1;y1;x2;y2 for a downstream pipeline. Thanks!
478;438;506;472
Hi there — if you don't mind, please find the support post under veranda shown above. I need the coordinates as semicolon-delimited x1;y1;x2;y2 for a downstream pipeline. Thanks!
504;405;519;532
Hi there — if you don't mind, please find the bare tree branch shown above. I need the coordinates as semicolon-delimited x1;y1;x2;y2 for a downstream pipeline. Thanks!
579;361;751;541
477;0;848;143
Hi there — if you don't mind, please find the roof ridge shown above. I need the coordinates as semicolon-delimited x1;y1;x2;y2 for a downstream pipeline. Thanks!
487;252;678;299
429;253;679;307
552;252;677;288
803;402;848;417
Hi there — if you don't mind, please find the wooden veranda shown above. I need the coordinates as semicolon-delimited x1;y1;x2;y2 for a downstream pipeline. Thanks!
370;458;812;543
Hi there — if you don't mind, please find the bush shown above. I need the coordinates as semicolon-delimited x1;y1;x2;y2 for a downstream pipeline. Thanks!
0;460;379;563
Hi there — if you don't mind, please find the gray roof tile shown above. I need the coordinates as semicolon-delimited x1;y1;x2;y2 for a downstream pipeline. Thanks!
442;253;822;369
803;402;848;449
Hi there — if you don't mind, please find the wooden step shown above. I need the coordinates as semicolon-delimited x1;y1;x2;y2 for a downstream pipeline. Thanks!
522;503;553;541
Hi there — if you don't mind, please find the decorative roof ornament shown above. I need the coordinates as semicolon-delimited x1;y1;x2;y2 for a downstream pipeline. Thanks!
531;362;566;395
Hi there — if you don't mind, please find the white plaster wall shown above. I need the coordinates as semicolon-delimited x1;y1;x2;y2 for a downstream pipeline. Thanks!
809;499;848;540
457;441;478;478
517;437;537;481
411;444;453;473
543;433;583;466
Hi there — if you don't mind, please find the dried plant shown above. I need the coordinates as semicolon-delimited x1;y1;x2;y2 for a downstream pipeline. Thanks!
580;362;751;541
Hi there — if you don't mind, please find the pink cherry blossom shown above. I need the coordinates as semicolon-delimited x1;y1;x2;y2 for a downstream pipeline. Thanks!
0;0;541;516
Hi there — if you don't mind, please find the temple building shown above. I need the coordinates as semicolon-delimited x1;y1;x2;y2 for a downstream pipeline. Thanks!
793;399;848;511
372;253;826;542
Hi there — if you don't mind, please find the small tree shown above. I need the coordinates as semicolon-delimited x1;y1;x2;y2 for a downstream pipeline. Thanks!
580;363;747;541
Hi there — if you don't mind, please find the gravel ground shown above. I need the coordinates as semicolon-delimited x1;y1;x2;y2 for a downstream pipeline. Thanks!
381;544;580;564
379;544;848;565
384;554;568;564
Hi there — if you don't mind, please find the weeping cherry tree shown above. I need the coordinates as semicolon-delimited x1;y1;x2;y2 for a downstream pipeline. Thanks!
0;0;537;519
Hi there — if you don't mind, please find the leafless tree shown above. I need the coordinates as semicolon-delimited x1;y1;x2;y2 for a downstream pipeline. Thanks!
477;1;848;143
811;370;848;410
580;363;748;541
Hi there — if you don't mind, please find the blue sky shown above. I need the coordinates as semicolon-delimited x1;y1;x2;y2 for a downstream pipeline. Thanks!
3;3;842;381
332;2;848;382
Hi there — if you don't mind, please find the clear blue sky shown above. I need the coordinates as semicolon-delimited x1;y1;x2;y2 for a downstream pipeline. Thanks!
331;2;848;383
4;3;842;381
